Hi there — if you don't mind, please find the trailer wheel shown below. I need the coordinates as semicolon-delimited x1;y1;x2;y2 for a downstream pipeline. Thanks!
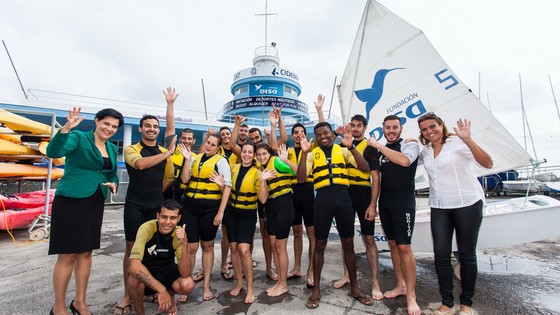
29;228;48;241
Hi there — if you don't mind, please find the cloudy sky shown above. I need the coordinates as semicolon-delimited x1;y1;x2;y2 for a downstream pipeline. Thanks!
1;0;559;168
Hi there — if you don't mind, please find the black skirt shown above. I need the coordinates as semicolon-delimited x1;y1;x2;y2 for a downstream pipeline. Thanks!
48;188;105;254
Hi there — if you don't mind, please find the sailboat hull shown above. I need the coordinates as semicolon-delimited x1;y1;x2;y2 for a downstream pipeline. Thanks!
356;195;560;252
502;180;544;193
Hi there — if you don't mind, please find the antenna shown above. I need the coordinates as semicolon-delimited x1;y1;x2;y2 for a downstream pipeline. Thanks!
255;0;278;54
2;40;28;99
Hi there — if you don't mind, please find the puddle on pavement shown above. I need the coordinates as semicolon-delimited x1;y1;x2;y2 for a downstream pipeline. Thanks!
531;291;560;313
477;254;555;276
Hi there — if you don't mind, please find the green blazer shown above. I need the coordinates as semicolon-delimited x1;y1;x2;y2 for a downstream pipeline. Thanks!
47;130;118;199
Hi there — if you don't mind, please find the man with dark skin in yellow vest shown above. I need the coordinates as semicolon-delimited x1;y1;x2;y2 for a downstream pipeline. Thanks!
297;122;374;309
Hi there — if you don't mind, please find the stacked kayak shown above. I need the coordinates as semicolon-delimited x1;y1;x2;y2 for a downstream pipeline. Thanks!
0;108;64;175
0;190;55;230
0;162;64;179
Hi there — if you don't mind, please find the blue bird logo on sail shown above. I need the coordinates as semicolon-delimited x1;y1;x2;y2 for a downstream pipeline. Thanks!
354;68;403;122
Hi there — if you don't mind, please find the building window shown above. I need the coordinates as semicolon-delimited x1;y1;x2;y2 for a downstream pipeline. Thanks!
284;86;296;95
235;85;249;96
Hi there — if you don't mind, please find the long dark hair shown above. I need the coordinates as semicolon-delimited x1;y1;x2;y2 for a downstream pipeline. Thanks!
417;112;451;146
240;142;257;166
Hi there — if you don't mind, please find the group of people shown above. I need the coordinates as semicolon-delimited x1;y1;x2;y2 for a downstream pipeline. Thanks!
47;87;492;315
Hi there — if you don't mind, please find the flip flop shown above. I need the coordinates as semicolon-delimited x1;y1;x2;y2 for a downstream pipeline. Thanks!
350;294;374;306
193;272;204;283
306;278;315;289
305;298;320;309
221;270;234;280
114;303;131;315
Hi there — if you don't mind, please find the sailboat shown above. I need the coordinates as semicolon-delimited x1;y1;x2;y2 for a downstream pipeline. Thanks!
338;0;560;252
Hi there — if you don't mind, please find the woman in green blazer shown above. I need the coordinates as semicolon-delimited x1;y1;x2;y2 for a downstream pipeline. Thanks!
47;107;123;315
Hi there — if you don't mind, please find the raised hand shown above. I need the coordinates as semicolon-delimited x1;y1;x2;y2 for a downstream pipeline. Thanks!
300;137;312;153
61;107;86;132
314;94;325;110
178;143;192;163
234;114;247;125
268;109;278;127
264;129;271;140
163;86;179;104
340;124;353;148
453;118;471;140
272;104;283;119
278;144;289;162
176;224;187;244
166;135;177;153
209;171;225;188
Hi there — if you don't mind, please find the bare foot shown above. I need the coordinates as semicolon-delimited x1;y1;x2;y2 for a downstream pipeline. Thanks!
383;286;406;299
372;285;384;300
177;295;188;303
333;276;350;289
203;287;214;301
229;286;243;296
287;268;301;279
266;283;278;294
266;270;278;281
266;284;288;297
407;297;421;315
245;292;256;304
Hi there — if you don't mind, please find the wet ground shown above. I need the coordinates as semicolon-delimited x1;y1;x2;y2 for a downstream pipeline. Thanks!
1;204;559;315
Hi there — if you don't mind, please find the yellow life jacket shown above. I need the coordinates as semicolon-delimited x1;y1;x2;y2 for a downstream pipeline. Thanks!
172;146;195;189
264;156;293;198
185;153;223;200
219;146;240;167
229;164;260;210
311;144;349;190
288;147;312;184
346;139;371;187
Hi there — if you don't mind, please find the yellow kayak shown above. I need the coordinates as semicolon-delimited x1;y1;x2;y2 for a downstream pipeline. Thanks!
38;141;65;166
0;126;22;143
0;109;53;135
0;162;64;179
0;139;41;155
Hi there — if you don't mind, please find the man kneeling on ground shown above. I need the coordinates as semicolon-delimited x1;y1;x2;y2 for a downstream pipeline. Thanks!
128;199;194;315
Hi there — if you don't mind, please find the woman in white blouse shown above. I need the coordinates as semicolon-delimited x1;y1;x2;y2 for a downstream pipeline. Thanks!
417;112;493;315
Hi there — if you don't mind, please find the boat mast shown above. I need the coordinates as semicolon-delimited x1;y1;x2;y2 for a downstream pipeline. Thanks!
255;0;277;56
548;74;560;123
328;75;337;120
341;1;370;123
519;73;539;163
2;40;28;100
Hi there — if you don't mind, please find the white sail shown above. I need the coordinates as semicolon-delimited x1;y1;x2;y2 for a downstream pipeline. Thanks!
338;0;531;188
